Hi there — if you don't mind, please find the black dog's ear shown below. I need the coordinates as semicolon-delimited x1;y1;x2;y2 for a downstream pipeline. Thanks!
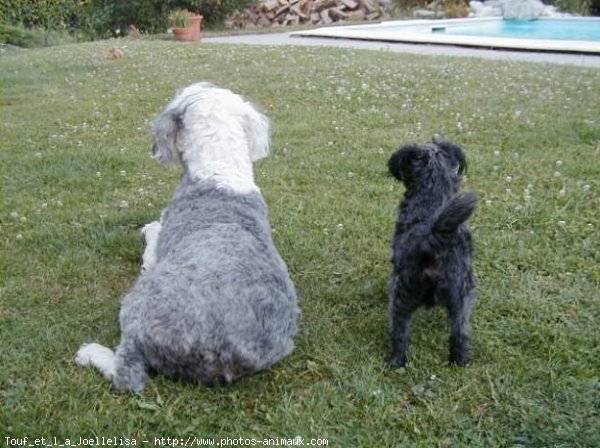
388;148;405;181
388;144;422;182
433;137;467;175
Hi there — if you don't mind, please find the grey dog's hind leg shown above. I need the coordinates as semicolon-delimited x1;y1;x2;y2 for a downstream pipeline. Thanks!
112;340;149;393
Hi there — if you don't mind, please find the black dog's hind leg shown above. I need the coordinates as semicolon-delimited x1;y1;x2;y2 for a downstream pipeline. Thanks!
388;282;419;368
389;314;412;367
447;290;474;366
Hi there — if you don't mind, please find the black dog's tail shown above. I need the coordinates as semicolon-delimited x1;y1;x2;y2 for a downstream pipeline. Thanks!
407;192;477;282
429;192;478;249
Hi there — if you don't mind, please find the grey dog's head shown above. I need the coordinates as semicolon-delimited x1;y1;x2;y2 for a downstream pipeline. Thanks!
388;137;467;191
151;82;270;167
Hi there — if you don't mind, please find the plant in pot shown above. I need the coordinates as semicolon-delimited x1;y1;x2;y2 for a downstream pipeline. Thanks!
169;9;193;41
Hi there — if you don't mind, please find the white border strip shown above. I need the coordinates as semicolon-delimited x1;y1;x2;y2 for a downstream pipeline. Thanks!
292;18;600;54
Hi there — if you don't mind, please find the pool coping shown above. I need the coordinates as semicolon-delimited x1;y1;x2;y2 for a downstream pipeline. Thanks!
291;17;600;54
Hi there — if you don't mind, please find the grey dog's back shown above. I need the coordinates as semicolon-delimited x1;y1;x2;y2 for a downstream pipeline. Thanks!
118;176;299;385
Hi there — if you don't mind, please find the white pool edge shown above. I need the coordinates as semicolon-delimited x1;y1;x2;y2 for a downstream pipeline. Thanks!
291;17;600;54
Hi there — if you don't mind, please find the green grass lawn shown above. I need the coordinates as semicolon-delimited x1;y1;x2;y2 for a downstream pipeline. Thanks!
1;38;599;446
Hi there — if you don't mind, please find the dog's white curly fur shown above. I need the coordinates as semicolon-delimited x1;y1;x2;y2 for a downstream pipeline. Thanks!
140;219;162;272
75;83;298;392
152;82;270;194
74;343;116;380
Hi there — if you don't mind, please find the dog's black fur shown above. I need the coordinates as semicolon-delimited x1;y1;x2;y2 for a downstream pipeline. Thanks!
388;137;478;368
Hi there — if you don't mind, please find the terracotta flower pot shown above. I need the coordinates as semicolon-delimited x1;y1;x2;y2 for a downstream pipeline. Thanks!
172;27;193;42
189;15;203;42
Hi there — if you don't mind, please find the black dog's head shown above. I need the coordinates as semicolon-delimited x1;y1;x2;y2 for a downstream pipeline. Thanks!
388;137;467;191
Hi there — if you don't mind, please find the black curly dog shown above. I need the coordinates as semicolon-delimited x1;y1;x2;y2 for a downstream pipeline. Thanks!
387;137;478;368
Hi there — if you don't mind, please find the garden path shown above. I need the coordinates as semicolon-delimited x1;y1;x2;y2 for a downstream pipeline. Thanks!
204;32;600;68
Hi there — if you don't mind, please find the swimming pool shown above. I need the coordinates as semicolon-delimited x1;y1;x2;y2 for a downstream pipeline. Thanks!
293;17;600;54
439;18;600;41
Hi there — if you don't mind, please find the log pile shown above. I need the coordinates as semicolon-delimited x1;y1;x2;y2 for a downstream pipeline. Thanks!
229;0;387;28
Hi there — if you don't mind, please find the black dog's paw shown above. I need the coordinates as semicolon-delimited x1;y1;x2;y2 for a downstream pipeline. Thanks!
449;351;471;367
387;354;407;369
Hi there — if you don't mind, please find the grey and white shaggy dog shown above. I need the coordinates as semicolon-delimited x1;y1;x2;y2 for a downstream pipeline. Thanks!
75;83;300;392
387;137;478;368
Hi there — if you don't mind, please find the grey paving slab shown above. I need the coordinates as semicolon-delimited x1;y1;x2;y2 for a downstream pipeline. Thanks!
203;32;600;68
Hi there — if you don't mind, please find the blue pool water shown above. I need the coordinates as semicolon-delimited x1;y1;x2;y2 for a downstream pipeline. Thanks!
436;19;600;42
294;17;600;53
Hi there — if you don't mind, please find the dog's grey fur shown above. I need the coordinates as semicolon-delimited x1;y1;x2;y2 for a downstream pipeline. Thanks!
387;137;478;368
76;83;299;392
114;179;298;390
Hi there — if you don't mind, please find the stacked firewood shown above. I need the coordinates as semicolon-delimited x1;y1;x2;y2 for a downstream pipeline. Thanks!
228;0;387;28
